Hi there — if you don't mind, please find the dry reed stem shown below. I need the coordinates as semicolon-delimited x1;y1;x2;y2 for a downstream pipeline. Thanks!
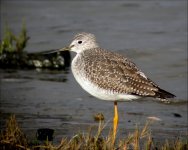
0;115;187;150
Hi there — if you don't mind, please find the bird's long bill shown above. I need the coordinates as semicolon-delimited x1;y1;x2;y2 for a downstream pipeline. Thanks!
59;46;71;51
41;46;71;54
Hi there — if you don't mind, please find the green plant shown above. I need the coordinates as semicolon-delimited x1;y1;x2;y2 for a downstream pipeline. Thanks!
0;21;29;55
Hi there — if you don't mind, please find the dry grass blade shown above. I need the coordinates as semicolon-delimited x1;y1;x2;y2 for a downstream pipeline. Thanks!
140;121;151;138
0;115;28;150
0;115;187;150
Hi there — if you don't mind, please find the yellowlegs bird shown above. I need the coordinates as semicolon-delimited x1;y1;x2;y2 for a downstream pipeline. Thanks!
59;32;175;140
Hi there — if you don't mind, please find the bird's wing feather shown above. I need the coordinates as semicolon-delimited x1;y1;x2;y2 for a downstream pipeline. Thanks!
82;48;159;97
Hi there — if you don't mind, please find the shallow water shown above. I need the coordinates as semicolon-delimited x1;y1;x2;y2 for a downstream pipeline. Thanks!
0;0;187;143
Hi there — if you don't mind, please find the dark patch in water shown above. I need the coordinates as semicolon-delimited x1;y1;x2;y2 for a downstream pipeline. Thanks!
57;29;72;34
39;77;67;82
148;31;166;35
121;3;140;8
173;113;182;118
37;128;54;141
127;112;144;116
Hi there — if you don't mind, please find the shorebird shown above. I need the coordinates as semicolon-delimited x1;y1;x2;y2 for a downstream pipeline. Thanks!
59;32;175;140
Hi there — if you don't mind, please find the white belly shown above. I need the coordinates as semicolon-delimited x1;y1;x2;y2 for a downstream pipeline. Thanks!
71;56;139;101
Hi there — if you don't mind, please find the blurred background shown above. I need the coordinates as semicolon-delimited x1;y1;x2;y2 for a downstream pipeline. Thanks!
0;0;187;143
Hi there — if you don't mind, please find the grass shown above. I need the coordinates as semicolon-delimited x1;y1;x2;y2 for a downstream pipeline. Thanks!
0;21;30;68
0;115;187;150
0;21;29;55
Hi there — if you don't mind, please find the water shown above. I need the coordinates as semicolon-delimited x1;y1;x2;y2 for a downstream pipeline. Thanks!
0;0;187;143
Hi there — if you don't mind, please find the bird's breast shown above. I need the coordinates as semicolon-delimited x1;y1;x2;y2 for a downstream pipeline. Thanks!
72;54;85;76
71;54;140;101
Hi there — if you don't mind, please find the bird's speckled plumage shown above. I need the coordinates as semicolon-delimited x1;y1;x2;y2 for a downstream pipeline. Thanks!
69;32;175;101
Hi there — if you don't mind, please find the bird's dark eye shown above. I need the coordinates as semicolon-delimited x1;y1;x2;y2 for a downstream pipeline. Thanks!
78;41;82;44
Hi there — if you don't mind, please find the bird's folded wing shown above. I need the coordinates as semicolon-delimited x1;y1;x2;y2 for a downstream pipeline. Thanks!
83;49;159;97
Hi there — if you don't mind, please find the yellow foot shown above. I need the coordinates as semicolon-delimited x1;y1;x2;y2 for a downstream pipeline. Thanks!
113;101;118;143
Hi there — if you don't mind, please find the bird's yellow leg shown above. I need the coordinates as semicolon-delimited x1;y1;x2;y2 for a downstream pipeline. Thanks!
113;101;118;141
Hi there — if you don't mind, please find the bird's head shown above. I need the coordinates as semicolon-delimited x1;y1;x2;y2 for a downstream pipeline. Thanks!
60;32;99;53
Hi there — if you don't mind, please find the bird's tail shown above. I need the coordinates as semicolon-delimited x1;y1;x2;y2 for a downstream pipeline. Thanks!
155;88;175;99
